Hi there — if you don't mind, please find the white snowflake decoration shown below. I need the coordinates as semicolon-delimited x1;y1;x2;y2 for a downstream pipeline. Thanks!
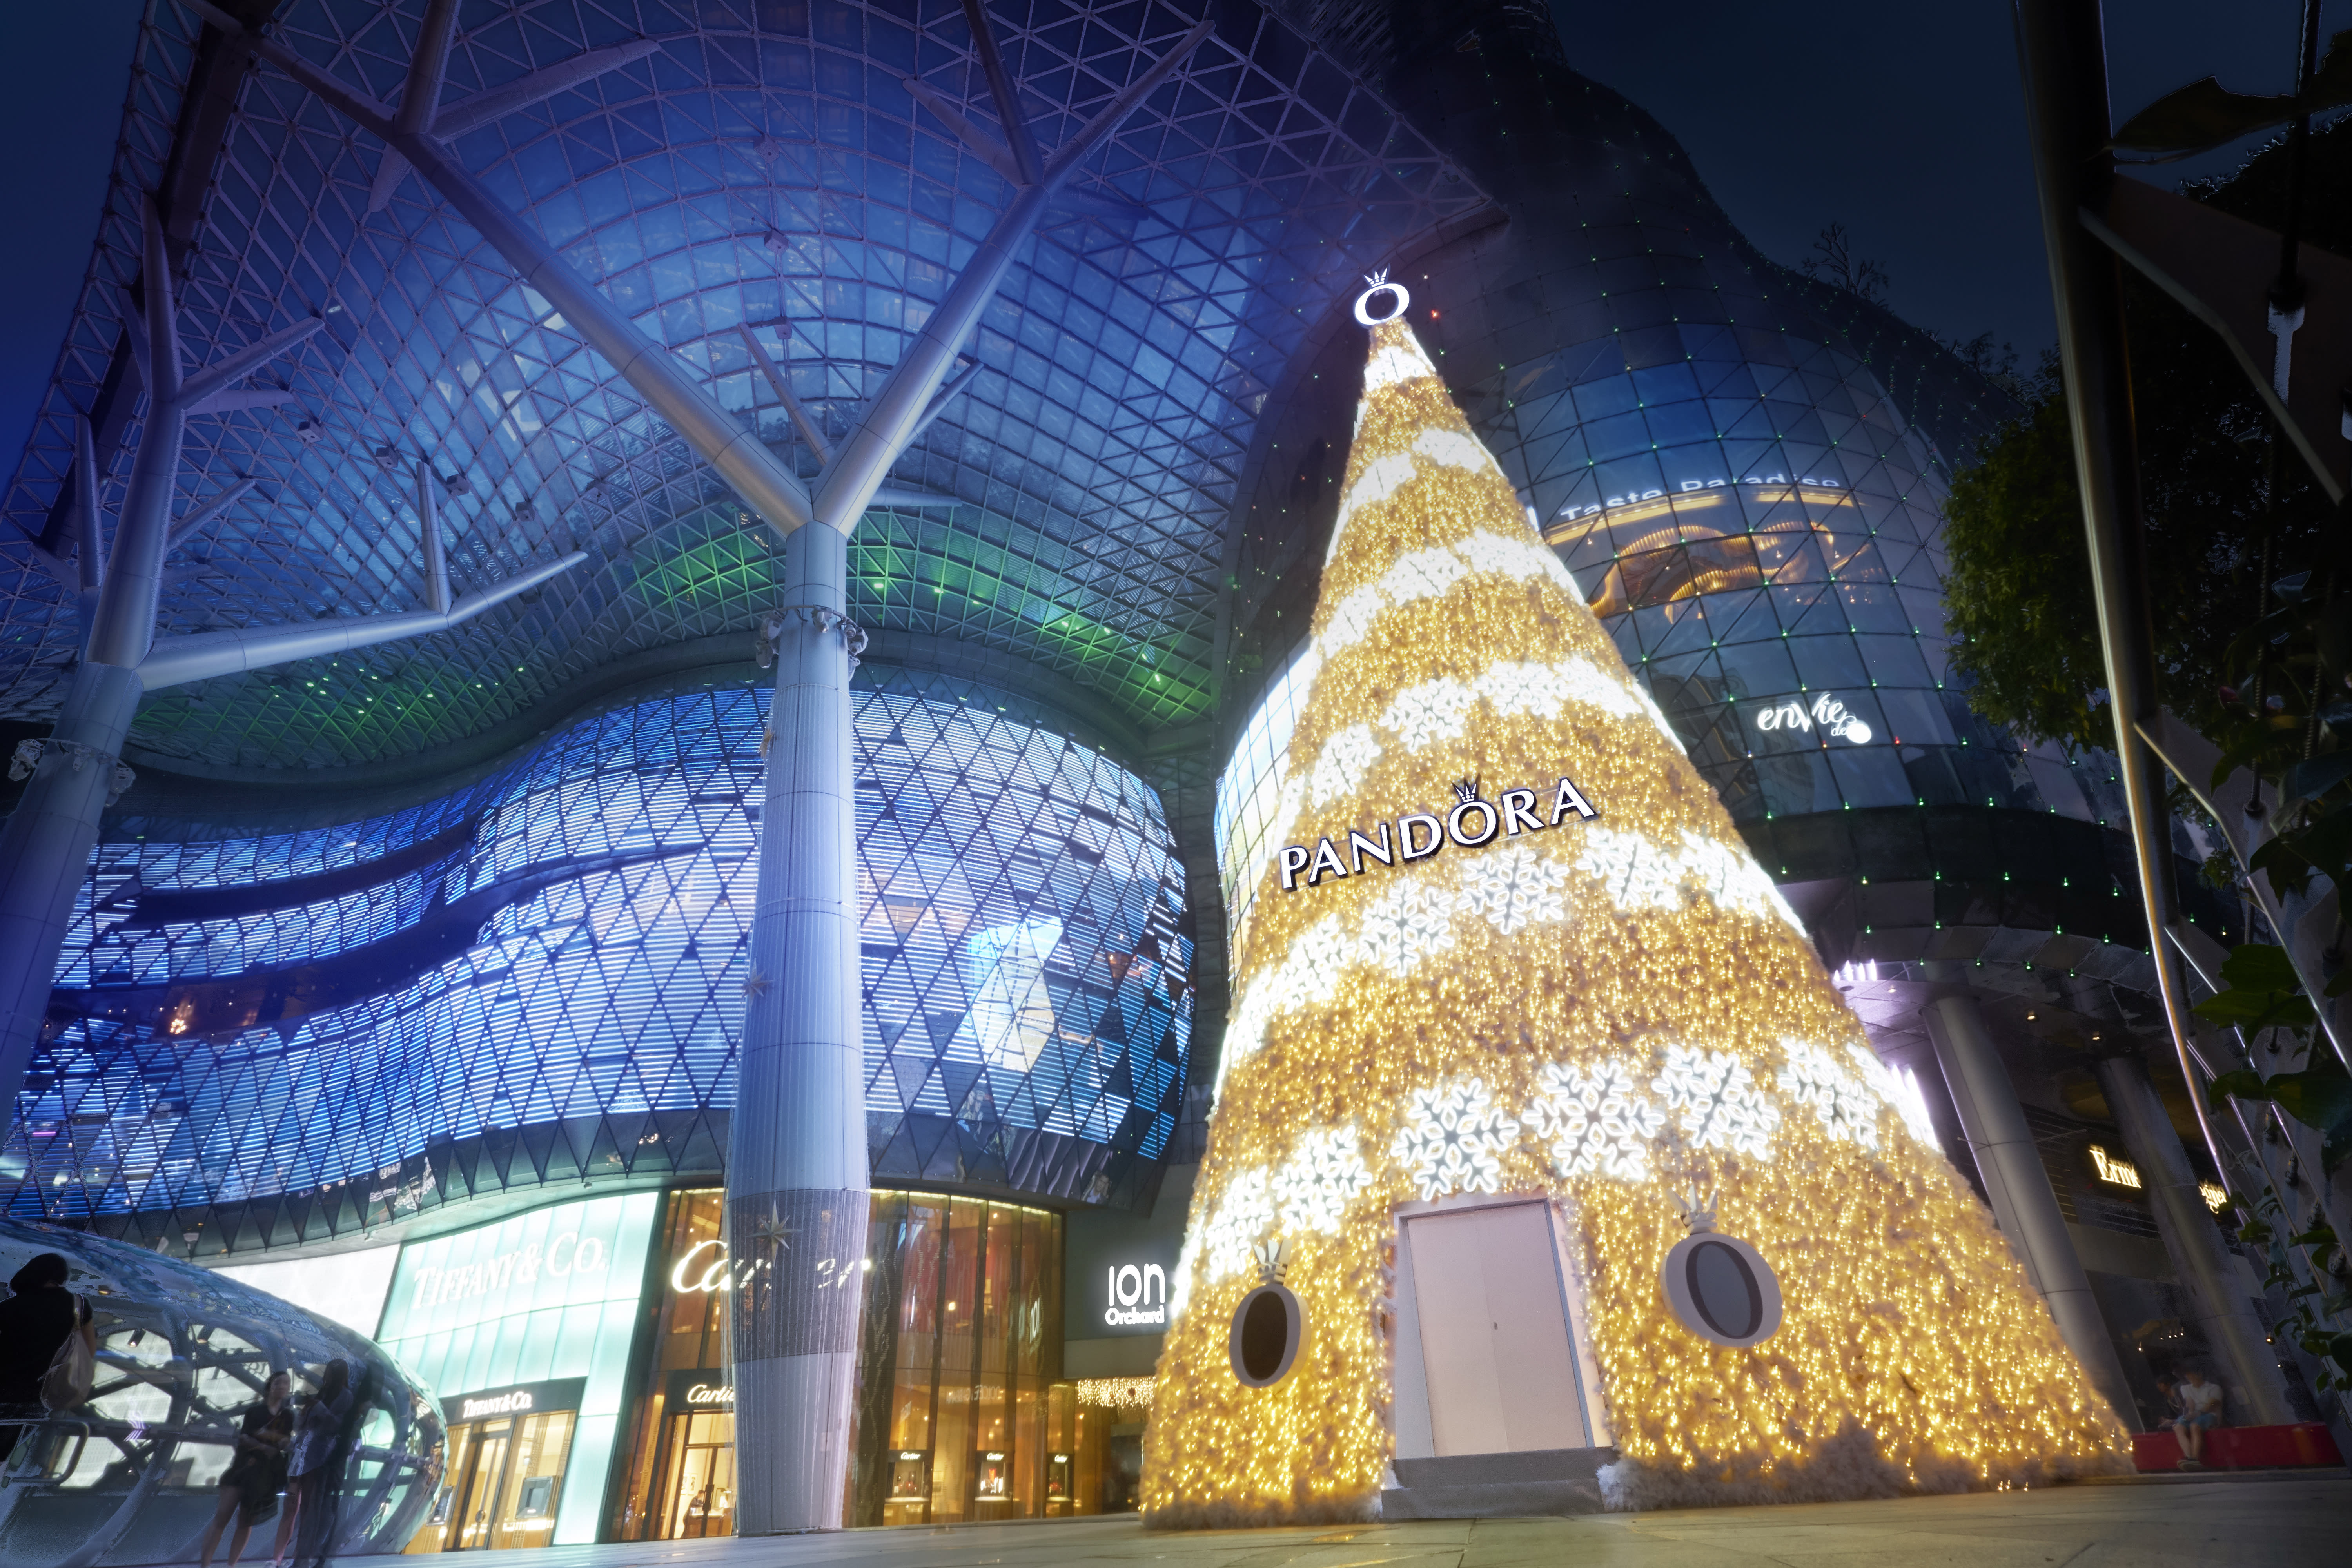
1285;914;1356;1004
1201;1166;1276;1280
1457;843;1573;934
1381;677;1476;750
1219;985;1273;1076
1356;877;1457;976
1553;657;1647;719
1652;1044;1781;1159
1676;829;1806;933
1386;546;1470;606
1216;913;1355;1088
1391;1078;1522;1199
1272;1127;1374;1233
1779;1038;1883;1151
1309;723;1381;806
1849;1043;1943;1151
1324;584;1386;651
1412;427;1495;476
1456;530;1577;590
1576;826;1687;912
1531;1059;1665;1180
1475;660;1565;718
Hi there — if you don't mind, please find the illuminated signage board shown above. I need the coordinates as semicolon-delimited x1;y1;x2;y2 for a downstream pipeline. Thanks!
1278;776;1598;892
1103;1263;1168;1328
661;1368;734;1411
1752;692;1872;745
443;1377;586;1427
2088;1145;2142;1190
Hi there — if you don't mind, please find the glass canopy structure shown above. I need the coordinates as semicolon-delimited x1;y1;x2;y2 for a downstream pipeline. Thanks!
0;0;1492;765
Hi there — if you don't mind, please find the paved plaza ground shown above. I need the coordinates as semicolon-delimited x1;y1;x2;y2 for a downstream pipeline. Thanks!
309;1473;2347;1568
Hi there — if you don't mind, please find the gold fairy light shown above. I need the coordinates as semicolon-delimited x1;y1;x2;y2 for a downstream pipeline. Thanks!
1140;308;2127;1526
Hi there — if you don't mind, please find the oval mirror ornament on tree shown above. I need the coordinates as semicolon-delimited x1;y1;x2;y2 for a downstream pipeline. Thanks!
1661;1229;1783;1348
1229;1281;1303;1385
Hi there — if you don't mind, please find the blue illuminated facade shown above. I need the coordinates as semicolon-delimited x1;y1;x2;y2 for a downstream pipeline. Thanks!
11;668;1190;1234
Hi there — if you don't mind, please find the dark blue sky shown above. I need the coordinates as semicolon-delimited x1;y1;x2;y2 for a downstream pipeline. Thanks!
1553;0;2341;359
0;2;2338;472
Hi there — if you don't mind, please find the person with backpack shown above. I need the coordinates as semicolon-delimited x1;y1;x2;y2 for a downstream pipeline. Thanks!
0;1253;94;1466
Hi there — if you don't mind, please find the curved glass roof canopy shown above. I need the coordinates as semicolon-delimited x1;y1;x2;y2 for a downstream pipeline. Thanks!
1;0;1492;768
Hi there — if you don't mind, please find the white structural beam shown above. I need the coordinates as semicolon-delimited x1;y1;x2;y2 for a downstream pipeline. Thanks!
0;189;585;1138
138;550;582;690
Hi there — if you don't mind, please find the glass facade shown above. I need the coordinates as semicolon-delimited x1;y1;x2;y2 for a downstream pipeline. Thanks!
608;1191;732;1544
375;1192;660;1550
610;1187;1131;1536
17;670;1191;1227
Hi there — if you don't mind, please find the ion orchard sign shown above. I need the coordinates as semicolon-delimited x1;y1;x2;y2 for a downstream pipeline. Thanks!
1278;775;1599;893
1753;691;1871;745
1104;1263;1169;1327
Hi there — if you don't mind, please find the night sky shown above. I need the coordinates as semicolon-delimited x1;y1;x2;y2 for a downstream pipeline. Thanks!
0;2;2339;471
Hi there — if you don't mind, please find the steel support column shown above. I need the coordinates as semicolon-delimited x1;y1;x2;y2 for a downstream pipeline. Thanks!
2091;1050;2296;1423
729;519;867;1534
1920;973;2135;1416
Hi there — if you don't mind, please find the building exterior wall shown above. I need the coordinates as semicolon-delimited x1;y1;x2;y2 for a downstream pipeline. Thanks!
18;673;1193;1241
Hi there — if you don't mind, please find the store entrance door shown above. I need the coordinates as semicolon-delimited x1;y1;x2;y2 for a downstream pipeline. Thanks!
1401;1202;1595;1456
410;1410;576;1552
654;1409;735;1537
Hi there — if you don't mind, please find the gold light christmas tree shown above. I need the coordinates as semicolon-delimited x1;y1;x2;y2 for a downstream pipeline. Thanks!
1141;304;2127;1526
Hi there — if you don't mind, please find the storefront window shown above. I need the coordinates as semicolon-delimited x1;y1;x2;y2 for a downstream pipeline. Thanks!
612;1187;1111;1533
376;1192;658;1551
607;1191;729;1543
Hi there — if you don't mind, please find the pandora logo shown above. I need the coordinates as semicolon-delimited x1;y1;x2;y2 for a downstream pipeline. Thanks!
1278;775;1598;892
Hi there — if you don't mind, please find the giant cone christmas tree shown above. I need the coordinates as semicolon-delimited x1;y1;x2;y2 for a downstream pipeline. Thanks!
1142;312;2127;1525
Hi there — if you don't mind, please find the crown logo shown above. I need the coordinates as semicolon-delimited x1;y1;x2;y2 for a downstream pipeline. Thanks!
1677;1185;1719;1235
1451;776;1483;805
1352;268;1410;326
1251;1237;1290;1281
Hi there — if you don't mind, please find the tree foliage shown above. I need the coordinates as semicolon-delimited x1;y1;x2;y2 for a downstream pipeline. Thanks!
1938;123;2351;755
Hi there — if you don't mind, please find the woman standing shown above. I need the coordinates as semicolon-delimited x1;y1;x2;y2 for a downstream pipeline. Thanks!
270;1361;350;1568
0;1253;93;1464
199;1370;292;1568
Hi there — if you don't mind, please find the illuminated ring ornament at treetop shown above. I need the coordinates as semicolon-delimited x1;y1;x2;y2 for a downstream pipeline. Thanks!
1352;270;1410;326
1660;1227;1784;1348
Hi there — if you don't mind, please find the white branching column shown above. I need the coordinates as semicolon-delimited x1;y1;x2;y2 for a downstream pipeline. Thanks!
730;519;867;1533
1143;302;2130;1525
0;200;576;1123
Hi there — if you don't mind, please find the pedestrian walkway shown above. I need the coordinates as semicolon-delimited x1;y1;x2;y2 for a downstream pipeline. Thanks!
278;1472;2348;1568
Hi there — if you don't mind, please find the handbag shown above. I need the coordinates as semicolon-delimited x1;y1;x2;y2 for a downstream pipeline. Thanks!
38;1295;96;1412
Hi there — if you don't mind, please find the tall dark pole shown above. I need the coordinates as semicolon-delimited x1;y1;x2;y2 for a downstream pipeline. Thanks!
2011;0;2238;1218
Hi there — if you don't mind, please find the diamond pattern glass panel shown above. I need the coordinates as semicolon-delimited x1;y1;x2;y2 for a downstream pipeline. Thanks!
11;673;1189;1221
